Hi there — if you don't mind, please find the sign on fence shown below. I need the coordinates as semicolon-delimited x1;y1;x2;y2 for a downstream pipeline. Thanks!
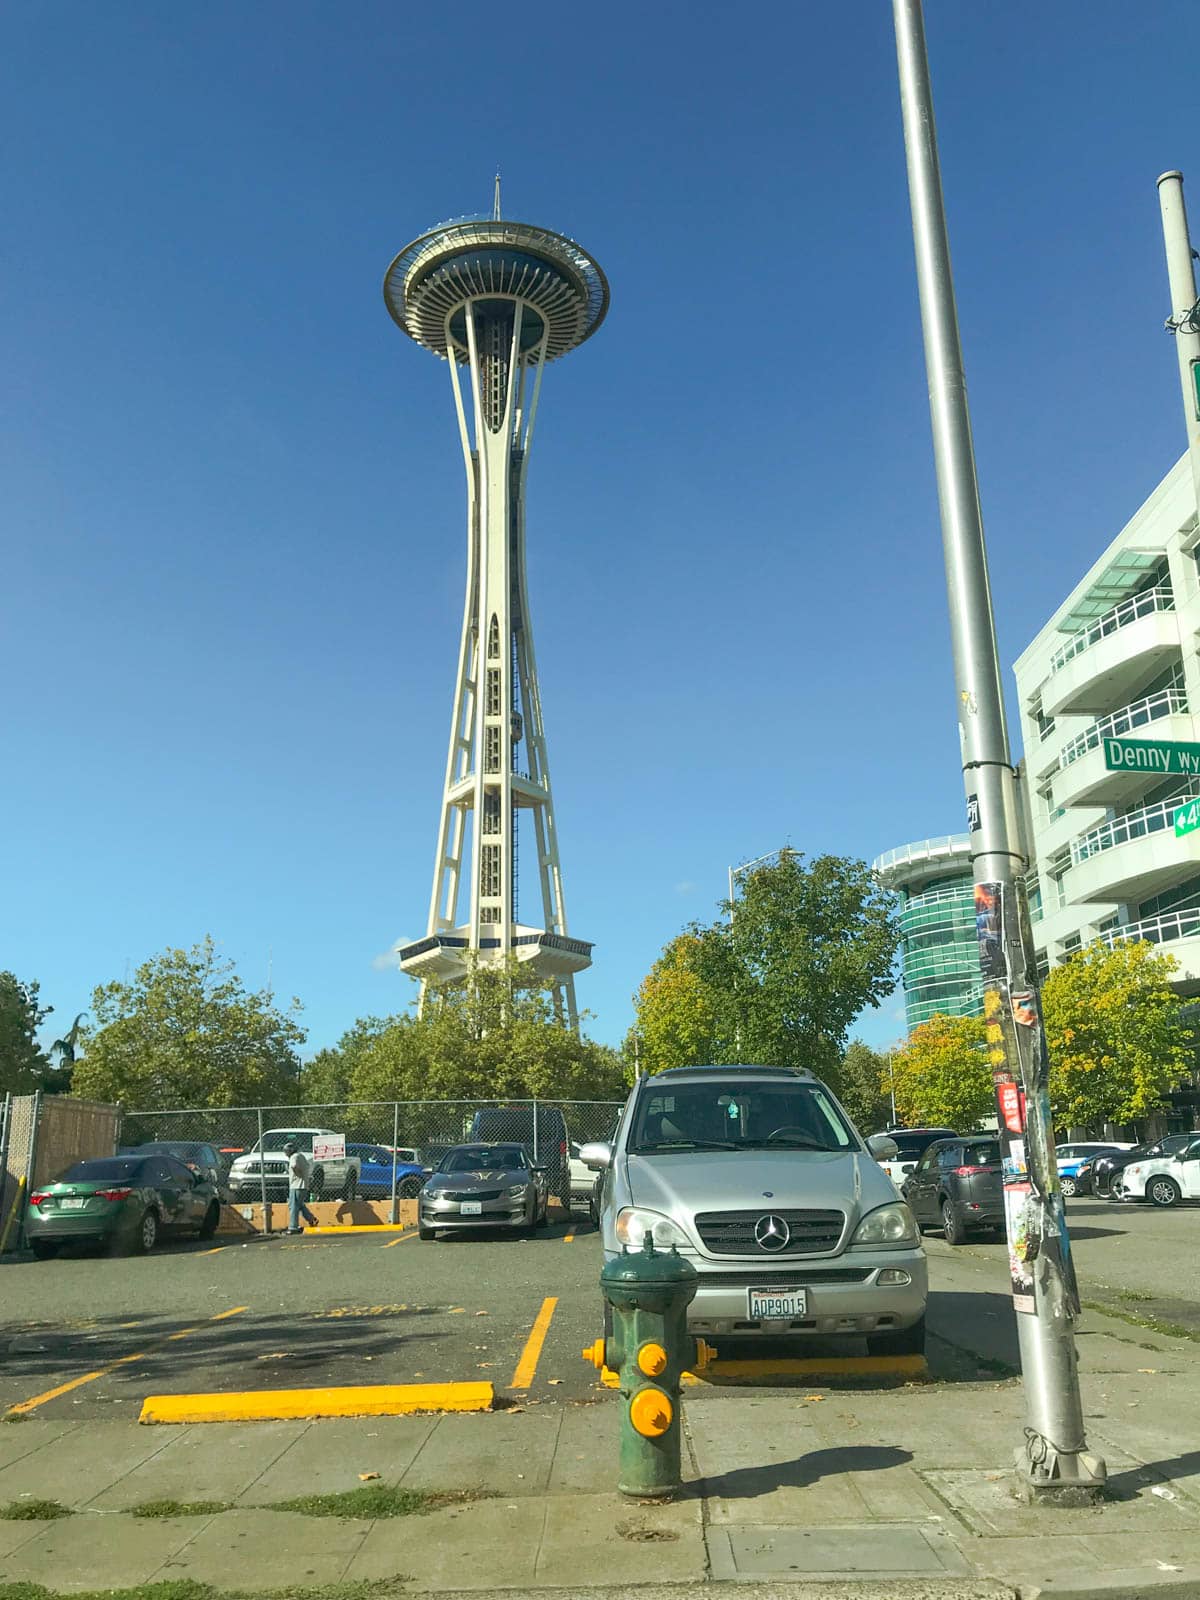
313;1134;346;1162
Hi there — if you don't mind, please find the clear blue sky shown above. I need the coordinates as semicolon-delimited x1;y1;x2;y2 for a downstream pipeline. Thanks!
4;1;1198;1060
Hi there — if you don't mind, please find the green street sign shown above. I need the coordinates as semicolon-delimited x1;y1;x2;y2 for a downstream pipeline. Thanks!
1193;359;1200;422
1103;736;1200;777
1177;800;1200;838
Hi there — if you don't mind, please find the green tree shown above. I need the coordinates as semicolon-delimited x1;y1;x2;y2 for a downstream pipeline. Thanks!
837;1039;893;1134
72;937;305;1110
632;851;899;1079
633;935;720;1073
0;973;53;1095
890;1013;992;1130
1042;941;1192;1130
349;962;628;1107
300;1015;402;1105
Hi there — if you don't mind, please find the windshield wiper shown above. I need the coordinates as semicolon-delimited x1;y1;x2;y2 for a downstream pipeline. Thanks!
743;1136;840;1151
632;1139;741;1153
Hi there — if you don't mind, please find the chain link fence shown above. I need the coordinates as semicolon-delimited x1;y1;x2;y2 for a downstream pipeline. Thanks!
119;1099;624;1209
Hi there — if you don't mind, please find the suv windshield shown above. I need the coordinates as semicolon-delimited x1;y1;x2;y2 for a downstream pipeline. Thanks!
628;1080;854;1154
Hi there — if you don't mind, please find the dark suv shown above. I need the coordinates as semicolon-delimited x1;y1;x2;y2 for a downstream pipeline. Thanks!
903;1136;1003;1244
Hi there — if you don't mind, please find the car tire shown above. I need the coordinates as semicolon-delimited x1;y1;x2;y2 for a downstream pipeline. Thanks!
122;1208;158;1255
867;1315;926;1357
1148;1175;1182;1208
198;1202;220;1240
1060;1176;1077;1198
398;1177;422;1200
941;1199;967;1246
310;1166;325;1201
418;1221;436;1240
30;1241;58;1261
535;1197;549;1229
341;1171;357;1201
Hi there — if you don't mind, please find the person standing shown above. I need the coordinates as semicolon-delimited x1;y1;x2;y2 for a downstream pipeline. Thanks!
284;1139;317;1234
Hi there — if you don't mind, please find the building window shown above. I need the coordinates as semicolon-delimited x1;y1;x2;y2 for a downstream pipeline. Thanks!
486;668;502;717
482;791;501;835
484;726;501;773
488;615;500;659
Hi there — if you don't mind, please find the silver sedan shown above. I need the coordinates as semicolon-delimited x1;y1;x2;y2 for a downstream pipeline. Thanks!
418;1143;550;1239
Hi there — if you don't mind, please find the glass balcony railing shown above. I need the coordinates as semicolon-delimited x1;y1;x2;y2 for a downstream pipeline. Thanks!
1098;904;1200;951
1049;585;1176;675
1070;795;1198;867
1057;686;1189;771
905;883;972;910
873;835;969;873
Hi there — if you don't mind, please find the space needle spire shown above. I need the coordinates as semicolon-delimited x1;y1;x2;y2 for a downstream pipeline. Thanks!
382;201;608;1028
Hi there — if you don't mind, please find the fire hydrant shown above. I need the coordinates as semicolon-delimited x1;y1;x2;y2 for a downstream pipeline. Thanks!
582;1235;717;1498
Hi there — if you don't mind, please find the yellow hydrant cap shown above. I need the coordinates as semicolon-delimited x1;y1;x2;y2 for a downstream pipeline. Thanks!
693;1338;718;1371
581;1338;606;1371
629;1386;673;1438
636;1341;668;1377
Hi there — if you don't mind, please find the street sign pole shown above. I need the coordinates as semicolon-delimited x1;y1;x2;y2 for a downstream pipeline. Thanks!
893;0;1105;1501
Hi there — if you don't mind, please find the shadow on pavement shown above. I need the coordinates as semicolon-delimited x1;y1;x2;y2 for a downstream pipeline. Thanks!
688;1445;914;1499
1104;1448;1200;1501
927;1287;1021;1374
1;1306;442;1390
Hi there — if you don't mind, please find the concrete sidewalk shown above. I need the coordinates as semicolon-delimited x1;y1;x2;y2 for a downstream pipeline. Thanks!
1;1296;1198;1598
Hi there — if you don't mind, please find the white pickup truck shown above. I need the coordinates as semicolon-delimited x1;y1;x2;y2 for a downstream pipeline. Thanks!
228;1128;360;1202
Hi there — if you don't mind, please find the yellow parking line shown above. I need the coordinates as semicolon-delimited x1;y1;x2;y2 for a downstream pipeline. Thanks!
382;1232;417;1248
302;1223;413;1235
510;1296;558;1390
140;1381;494;1424
6;1307;248;1416
563;1234;575;1244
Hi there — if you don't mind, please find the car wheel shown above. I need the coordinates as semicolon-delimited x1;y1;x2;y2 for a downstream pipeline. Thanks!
198;1201;221;1240
867;1316;926;1357
123;1208;158;1255
310;1166;325;1201
941;1199;967;1246
398;1177;422;1200
30;1240;58;1261
418;1221;436;1240
1148;1175;1182;1208
341;1171;357;1201
535;1196;549;1229
1060;1176;1077;1198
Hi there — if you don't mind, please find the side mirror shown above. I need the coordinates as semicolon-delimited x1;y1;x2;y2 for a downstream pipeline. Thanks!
579;1141;613;1171
867;1134;899;1160
421;1167;434;1177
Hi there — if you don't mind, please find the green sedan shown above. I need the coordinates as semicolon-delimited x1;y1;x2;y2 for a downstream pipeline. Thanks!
25;1153;221;1259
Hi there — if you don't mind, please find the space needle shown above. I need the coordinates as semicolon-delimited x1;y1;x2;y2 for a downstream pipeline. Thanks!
383;183;608;1028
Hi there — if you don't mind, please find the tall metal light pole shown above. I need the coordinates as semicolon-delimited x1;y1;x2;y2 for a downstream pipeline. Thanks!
892;0;1105;1499
1157;171;1200;513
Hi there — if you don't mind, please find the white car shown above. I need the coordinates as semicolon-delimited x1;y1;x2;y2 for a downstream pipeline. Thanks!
1114;1135;1200;1207
228;1128;360;1202
569;1140;596;1211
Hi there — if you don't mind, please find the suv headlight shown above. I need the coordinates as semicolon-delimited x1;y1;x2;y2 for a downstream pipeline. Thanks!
851;1202;918;1247
614;1207;689;1248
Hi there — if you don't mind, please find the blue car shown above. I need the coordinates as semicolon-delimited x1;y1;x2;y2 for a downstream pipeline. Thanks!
347;1144;425;1199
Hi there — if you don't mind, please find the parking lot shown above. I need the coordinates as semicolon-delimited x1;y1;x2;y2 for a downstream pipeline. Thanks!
0;1189;1193;1427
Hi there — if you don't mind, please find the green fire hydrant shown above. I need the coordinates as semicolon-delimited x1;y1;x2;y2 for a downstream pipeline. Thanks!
582;1236;716;1499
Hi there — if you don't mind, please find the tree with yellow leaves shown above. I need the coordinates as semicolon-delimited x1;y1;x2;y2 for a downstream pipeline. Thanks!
1041;940;1191;1130
889;1012;992;1130
634;935;720;1073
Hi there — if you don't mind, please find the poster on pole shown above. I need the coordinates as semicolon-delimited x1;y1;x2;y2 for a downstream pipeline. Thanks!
976;880;1079;1319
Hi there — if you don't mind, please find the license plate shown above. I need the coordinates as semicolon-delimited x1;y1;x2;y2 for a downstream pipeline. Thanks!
460;1201;482;1216
60;1198;86;1210
749;1287;807;1320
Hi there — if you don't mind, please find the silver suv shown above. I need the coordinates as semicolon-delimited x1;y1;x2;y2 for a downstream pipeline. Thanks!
583;1065;926;1355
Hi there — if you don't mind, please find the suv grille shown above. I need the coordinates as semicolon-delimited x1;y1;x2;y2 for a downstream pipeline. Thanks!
694;1209;844;1255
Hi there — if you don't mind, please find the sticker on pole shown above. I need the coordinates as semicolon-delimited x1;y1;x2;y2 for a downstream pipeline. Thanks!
312;1134;346;1162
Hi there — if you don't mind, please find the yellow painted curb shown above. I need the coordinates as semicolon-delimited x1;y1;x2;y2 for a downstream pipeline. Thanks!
301;1224;412;1235
599;1354;927;1388
139;1381;494;1423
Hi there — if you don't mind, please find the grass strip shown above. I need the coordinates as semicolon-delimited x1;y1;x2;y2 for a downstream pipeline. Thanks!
0;1501;70;1522
268;1484;472;1518
0;1584;402;1600
131;1501;232;1519
1081;1297;1200;1343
